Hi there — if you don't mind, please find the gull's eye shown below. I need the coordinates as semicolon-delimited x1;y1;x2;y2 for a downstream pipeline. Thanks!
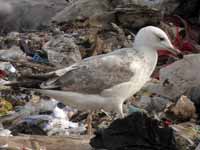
159;37;165;41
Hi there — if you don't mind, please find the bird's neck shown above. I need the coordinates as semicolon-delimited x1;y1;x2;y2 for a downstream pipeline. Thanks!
135;46;158;75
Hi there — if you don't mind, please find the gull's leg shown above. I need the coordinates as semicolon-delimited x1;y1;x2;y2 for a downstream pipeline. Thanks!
86;111;93;136
117;102;124;118
100;109;112;120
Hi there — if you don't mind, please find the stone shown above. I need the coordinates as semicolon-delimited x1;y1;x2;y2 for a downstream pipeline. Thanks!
134;95;170;113
0;0;67;34
166;95;196;121
52;0;113;28
147;54;200;99
43;34;81;68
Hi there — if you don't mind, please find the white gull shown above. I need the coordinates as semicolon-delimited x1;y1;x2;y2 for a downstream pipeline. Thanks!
34;26;182;117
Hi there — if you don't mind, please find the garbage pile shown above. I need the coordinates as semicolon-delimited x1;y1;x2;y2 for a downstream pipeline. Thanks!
0;0;200;149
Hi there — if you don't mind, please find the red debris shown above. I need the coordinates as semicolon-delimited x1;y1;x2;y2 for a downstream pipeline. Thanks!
164;120;172;127
159;15;200;57
154;16;200;80
0;70;7;78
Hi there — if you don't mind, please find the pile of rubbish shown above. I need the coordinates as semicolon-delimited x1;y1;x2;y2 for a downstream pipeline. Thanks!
0;0;200;149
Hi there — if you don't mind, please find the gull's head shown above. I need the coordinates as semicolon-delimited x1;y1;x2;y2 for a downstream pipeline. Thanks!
134;26;183;58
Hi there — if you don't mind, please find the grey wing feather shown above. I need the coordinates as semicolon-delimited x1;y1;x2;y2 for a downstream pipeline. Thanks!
41;49;137;94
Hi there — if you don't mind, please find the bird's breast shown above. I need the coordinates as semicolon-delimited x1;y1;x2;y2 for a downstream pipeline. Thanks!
101;66;150;101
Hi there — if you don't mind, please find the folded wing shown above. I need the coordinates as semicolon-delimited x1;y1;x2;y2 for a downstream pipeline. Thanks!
41;49;138;95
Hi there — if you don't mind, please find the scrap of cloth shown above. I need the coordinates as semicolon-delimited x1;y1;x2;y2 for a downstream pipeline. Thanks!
90;112;177;150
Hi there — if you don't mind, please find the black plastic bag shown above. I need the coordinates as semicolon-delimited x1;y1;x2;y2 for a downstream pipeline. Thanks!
90;112;177;150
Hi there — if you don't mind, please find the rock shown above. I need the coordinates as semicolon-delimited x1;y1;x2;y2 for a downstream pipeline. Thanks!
151;96;171;112
111;0;179;15
166;95;196;121
52;0;113;28
0;0;67;34
114;3;162;29
0;2;12;15
52;0;162;30
43;34;81;68
134;95;151;109
147;54;200;99
133;95;170;113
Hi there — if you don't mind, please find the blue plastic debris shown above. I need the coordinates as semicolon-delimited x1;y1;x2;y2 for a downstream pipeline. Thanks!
32;53;48;64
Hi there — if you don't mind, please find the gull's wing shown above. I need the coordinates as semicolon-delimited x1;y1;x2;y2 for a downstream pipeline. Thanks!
41;48;138;95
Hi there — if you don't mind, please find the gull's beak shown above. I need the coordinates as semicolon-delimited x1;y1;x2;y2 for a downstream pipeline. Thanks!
167;46;183;59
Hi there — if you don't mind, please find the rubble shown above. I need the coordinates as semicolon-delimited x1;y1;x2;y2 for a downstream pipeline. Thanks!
146;54;200;99
0;46;26;61
114;3;161;29
52;0;113;28
0;0;200;149
43;33;82;68
171;122;200;149
0;96;85;136
0;62;16;74
115;0;180;14
133;95;171;113
165;95;196;121
0;98;13;116
0;0;68;34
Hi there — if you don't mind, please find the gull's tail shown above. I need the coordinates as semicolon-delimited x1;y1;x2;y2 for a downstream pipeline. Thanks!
33;89;105;110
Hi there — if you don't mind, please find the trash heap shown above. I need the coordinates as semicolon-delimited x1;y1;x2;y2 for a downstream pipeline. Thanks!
0;0;200;149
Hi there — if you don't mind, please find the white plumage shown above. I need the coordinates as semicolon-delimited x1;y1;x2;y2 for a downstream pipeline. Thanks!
34;26;182;117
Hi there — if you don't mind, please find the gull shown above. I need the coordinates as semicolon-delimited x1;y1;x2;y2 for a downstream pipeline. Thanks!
7;26;182;132
33;26;182;116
